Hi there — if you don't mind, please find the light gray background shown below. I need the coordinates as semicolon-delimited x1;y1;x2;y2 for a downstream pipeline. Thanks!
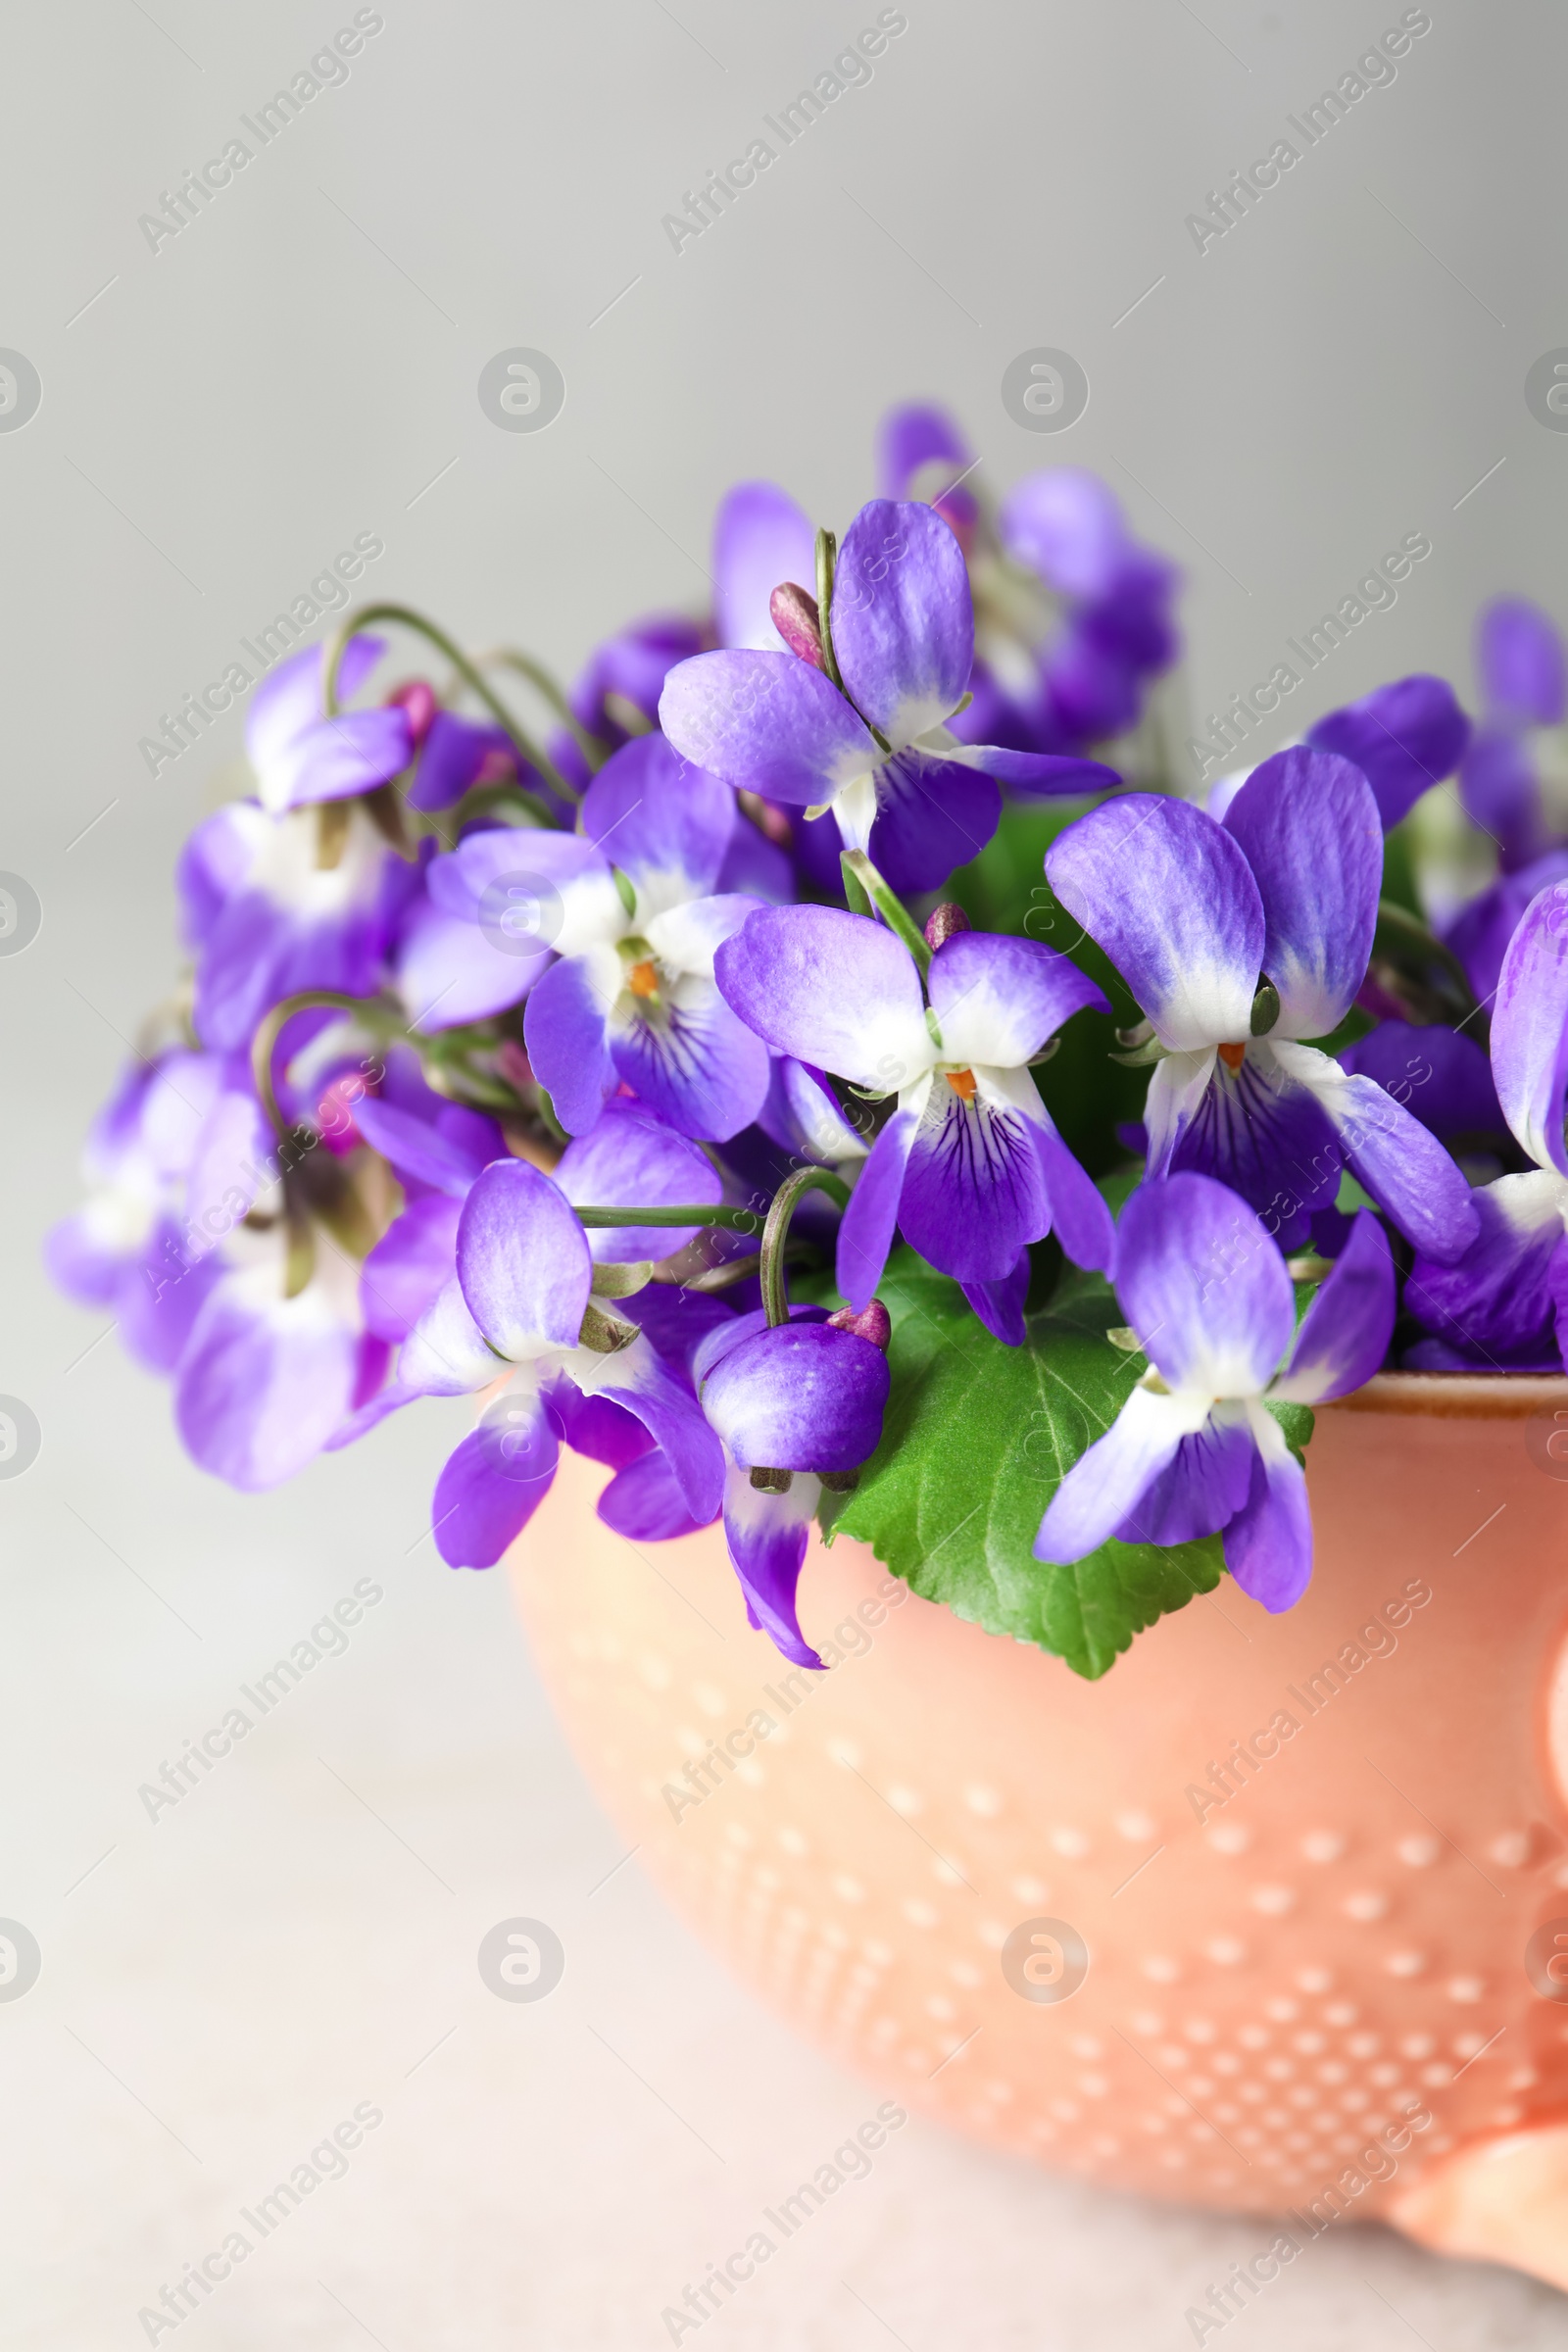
4;0;1567;2342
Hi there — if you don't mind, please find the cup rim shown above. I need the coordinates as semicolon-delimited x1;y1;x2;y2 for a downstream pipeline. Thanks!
1330;1368;1568;1420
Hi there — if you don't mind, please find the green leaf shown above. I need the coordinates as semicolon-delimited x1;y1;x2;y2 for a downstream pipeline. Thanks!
826;1247;1235;1680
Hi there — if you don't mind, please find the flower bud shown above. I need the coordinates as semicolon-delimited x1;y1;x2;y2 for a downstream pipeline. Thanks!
827;1299;892;1352
769;582;826;670
923;902;971;951
387;679;438;746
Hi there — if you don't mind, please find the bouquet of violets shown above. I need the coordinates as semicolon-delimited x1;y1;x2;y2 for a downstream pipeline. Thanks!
50;404;1568;1680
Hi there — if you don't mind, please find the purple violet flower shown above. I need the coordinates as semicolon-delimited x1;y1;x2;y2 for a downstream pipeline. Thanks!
691;1304;891;1667
715;906;1114;1342
1305;673;1471;832
1046;747;1480;1261
246;634;414;813
1035;1175;1395;1611
1407;876;1568;1368
660;499;1119;895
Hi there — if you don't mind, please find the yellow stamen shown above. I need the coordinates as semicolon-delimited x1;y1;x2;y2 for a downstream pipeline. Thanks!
1217;1041;1247;1072
627;959;660;999
946;1066;978;1101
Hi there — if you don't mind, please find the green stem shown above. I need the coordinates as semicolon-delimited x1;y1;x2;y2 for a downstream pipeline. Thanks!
814;528;844;693
760;1166;853;1327
321;604;574;803
466;646;604;773
574;1203;782;1233
250;990;393;1140
841;849;932;977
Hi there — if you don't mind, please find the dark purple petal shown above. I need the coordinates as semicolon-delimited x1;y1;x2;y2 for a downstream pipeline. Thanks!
581;733;735;906
546;1376;655;1471
836;1105;918;1310
1275;1209;1394;1403
659;650;876;807
1047;796;1263;1052
1445;850;1568;1004
1306;674;1471;831
433;1402;560;1569
1222;748;1381;1039
523;956;616;1137
960;1250;1031;1346
756;1055;868;1165
352;1096;488;1197
700;1322;889;1473
1033;1387;1207;1563
407;711;514;812
946;745;1122;799
1222;1425;1313;1611
928;929;1107;1066
720;1466;824;1668
589;1339;725;1523
1115;1411;1256;1545
456;1159;591;1357
1156;1047;1338;1250
610;975;771;1143
865;748;1001;895
359;1197;462;1343
831;500;972;748
1478;597;1566;727
1028;1111;1117;1275
898;1083;1050;1285
712;481;818;651
1459;727;1545;869
395;891;548;1032
1338;1019;1501;1141
598;1448;710;1542
1404;1173;1567;1364
1115;1172;1295;1396
1274;1044;1480;1263
691;1300;827;1385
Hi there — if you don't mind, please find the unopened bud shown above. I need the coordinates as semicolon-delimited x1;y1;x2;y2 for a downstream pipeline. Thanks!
923;902;971;951
750;1465;794;1494
769;582;825;669
388;679;438;745
827;1299;892;1351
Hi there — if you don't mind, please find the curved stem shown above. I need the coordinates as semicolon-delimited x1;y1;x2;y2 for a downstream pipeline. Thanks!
466;646;604;773
841;850;932;977
321;604;574;804
573;1203;782;1234
759;1166;852;1327
250;989;392;1140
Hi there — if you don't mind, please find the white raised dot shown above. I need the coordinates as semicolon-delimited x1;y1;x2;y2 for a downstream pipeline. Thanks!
976;1920;1009;1950
1239;2026;1271;2049
1185;2018;1217;2043
1400;2034;1435;2059
1213;2053;1241;2077
1301;1831;1346;1863
1490;1830;1531;1868
1156;2045;1191;2071
1324;2002;1359;2027
1079;2074;1109;2097
1264;1997;1299;2023
949;1959;981;1988
692;1681;728;1716
1347;2032;1381;2057
832;1875;866;1903
886;1784;924;1816
1130;2011;1164;2036
1050;1826;1090;1859
1011;1876;1048;1904
1386;1950;1427;1978
1207;1822;1251;1854
1420;2062;1452;2087
926;1993;956;2021
1142;1954;1181;1984
1207;1936;1248;1966
1250;1886;1297;1916
1050;2097;1081;2122
1490;2102;1525;2126
1069;2034;1103;2060
1508;2066;1541;2089
778;1826;810;1856
902;1898;939;1928
1446;1976;1484;2003
1316;2060;1348;2083
1115;1810;1160;1841
1297;1967;1334;1994
638;1654;672;1690
1344;1890;1390;1922
964;1784;1002;1817
1453;2033;1489;2059
862;1939;894;1966
1397;1836;1441;1867
1368;2063;1400;2087
1293;2031;1326;2054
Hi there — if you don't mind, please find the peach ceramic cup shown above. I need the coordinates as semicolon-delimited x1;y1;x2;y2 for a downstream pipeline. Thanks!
510;1373;1568;2289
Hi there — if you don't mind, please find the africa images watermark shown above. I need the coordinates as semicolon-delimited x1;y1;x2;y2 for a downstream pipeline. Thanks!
1184;1578;1433;1824
662;10;908;255
137;533;387;777
660;1577;909;1824
1186;530;1433;781
1184;9;1433;258
137;1579;384;1824
136;2102;383;2341
660;2102;908;2343
137;11;387;255
1184;2097;1434;2342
